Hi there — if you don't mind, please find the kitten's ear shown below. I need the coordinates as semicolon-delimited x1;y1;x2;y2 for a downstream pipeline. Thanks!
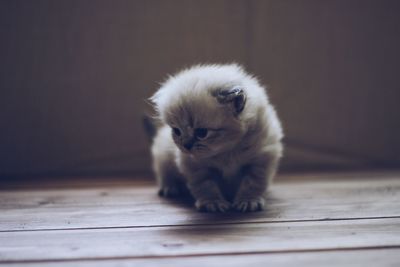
213;87;246;115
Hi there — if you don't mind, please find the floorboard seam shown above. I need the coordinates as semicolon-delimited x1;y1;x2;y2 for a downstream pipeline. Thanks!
1;215;399;233
1;245;400;264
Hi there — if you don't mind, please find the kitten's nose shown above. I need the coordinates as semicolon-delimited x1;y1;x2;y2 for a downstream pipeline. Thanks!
183;141;194;151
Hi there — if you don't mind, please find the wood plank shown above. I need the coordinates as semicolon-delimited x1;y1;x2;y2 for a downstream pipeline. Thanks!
2;249;399;267
0;218;399;262
1;176;399;231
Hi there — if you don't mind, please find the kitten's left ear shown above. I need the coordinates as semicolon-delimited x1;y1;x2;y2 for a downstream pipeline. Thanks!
213;86;246;115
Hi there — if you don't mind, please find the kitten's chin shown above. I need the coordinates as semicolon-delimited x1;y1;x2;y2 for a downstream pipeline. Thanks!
178;148;214;160
191;148;223;160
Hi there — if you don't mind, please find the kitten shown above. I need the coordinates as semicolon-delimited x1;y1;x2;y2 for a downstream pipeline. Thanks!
149;64;283;212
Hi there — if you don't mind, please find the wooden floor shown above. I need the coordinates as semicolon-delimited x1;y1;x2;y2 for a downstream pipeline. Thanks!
0;171;399;266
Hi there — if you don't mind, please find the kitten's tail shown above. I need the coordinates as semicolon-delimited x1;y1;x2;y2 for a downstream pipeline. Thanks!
142;114;157;143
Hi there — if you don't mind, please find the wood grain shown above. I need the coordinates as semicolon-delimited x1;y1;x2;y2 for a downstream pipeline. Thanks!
2;249;399;267
1;172;399;265
0;218;399;262
1;175;399;231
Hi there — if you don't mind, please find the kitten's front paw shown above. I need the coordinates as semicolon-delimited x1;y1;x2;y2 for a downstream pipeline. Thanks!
158;186;180;198
233;197;265;212
195;199;231;213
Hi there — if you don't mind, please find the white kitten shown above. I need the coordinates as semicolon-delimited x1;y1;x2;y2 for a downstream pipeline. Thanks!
149;64;283;212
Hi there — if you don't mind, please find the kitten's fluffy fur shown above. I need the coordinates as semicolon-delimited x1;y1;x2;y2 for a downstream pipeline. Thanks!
150;64;283;212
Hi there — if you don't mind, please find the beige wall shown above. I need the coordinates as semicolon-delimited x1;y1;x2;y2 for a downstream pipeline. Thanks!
0;0;399;176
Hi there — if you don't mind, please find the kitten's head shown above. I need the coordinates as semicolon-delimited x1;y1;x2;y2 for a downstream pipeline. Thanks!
150;64;266;158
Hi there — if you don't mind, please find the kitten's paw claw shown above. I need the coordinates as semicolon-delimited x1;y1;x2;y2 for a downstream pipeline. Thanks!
158;186;180;198
195;199;231;212
233;197;265;212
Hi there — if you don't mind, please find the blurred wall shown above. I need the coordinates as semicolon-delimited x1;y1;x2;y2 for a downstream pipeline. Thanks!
0;0;399;176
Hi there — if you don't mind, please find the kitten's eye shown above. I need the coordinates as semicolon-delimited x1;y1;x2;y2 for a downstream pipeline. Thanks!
172;127;181;136
194;128;208;140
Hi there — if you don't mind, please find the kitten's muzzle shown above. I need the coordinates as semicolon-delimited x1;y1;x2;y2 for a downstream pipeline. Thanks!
182;138;196;151
183;141;194;151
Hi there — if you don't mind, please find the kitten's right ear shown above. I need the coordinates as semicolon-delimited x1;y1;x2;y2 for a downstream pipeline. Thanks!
213;87;246;115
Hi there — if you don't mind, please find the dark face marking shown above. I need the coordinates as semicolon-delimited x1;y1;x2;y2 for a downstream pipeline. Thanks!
183;138;195;151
